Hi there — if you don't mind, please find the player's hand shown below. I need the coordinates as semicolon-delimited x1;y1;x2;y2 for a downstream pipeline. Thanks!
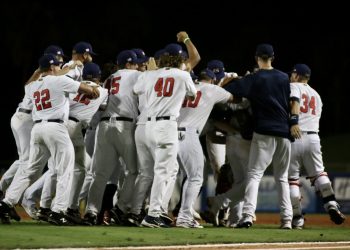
290;124;302;139
89;86;100;99
146;57;158;70
177;31;189;43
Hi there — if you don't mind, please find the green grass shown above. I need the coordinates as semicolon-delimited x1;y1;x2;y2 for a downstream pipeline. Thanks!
0;221;349;249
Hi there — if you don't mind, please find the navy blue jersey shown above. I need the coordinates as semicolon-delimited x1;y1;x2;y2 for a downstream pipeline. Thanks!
225;69;290;138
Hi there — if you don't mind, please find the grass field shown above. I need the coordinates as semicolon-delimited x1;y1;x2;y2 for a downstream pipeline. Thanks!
0;213;349;249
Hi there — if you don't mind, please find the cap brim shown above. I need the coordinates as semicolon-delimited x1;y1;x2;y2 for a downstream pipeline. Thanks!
215;71;225;81
137;57;149;63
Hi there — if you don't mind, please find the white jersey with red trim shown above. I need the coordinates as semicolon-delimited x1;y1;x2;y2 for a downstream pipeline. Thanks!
69;81;108;126
63;60;83;81
134;67;197;117
290;82;322;132
25;75;80;121
103;69;141;120
178;82;231;133
18;88;33;111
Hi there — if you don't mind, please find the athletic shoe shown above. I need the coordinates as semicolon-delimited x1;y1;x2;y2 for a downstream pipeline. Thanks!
0;201;11;224
328;205;346;225
83;212;97;226
191;208;202;220
22;203;38;220
141;215;170;228
9;207;21;221
126;213;142;227
160;212;173;225
292;215;304;229
236;215;253;228
207;196;221;226
48;211;74;226
280;220;292;229
65;208;83;224
36;207;52;222
110;205;125;225
176;219;203;228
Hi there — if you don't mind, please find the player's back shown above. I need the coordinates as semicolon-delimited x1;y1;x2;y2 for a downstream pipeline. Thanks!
178;83;231;133
26;75;80;121
69;81;108;125
141;67;195;118
291;82;322;132
103;69;141;120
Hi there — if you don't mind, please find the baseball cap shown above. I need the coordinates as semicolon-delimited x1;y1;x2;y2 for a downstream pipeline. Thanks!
255;43;274;57
207;60;225;81
38;54;60;68
164;43;184;56
291;64;311;76
83;62;101;79
73;41;96;55
116;50;140;66
132;48;149;63
154;49;166;60
44;45;65;57
200;69;216;80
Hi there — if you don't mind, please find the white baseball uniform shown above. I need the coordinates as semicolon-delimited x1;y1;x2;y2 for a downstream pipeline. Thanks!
0;97;33;193
66;82;108;210
134;67;197;219
176;82;231;225
2;75;80;214
289;82;339;223
85;69;141;215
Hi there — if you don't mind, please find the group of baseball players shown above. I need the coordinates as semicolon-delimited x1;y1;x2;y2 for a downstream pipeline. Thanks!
0;31;346;229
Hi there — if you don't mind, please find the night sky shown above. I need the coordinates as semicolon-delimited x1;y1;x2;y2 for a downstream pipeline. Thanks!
1;1;349;165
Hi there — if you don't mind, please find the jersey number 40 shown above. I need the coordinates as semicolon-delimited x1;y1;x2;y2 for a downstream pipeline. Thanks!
154;77;174;97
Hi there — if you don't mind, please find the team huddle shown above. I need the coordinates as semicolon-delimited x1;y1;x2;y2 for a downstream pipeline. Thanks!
0;31;346;229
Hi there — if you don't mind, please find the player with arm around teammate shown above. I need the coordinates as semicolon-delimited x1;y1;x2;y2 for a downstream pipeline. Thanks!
175;69;234;228
288;64;346;228
0;54;99;224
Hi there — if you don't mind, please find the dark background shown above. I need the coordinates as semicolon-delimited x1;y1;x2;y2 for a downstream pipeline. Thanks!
1;1;349;167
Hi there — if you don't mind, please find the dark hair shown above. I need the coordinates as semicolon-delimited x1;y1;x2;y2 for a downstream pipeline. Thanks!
159;54;185;68
198;71;212;81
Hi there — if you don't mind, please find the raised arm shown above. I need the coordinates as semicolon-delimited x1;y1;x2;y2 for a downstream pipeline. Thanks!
177;31;200;72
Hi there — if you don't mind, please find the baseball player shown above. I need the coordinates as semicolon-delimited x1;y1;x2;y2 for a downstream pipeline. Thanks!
64;62;109;223
132;48;149;72
133;43;197;228
288;63;346;228
83;50;141;225
0;54;99;224
175;69;233;228
225;44;293;229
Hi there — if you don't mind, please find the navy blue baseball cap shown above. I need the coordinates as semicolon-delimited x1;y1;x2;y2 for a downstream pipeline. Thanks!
39;54;60;68
44;45;65;57
83;62;101;79
73;41;96;55
164;43;184;56
207;60;225;81
132;48;149;63
255;43;274;57
291;64;311;77
154;49;166;60
200;69;216;80
116;50;140;66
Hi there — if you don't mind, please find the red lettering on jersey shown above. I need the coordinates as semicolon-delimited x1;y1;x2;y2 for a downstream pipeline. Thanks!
300;94;316;115
111;76;121;95
154;77;175;97
34;89;52;111
182;91;202;108
73;93;91;105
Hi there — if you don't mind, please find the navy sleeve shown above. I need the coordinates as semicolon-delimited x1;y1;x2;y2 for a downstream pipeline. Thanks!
224;74;254;97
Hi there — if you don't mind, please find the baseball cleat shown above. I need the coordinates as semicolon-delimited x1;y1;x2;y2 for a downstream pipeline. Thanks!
36;207;52;222
328;205;346;225
141;215;170;228
176;219;203;228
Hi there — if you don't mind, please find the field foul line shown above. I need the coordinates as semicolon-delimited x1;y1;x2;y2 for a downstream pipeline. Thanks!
35;241;350;250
